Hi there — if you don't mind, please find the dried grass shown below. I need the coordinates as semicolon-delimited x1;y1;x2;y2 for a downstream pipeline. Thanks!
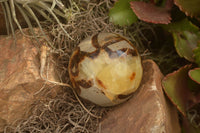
4;88;107;133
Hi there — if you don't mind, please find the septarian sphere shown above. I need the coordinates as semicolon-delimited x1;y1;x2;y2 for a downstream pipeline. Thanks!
69;33;143;106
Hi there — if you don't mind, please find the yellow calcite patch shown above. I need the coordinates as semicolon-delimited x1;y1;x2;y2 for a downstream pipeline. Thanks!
97;59;135;93
79;50;142;101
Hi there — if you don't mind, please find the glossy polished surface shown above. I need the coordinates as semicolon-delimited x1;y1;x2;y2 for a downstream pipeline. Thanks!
69;33;143;106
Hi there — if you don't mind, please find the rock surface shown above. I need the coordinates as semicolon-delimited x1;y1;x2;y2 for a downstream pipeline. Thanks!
100;59;181;133
0;30;61;131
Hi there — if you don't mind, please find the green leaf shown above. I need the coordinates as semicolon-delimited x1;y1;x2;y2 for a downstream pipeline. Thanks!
162;19;200;62
174;0;200;17
162;65;196;116
173;31;199;62
109;0;138;26
194;44;200;66
162;19;199;33
189;68;200;84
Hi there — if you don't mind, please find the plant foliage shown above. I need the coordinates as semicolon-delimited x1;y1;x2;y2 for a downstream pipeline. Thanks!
130;1;171;24
194;44;200;67
174;0;200;17
109;0;137;26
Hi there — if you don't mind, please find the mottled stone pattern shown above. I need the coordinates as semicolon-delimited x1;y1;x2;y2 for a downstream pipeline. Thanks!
0;29;61;131
100;60;181;133
69;33;143;106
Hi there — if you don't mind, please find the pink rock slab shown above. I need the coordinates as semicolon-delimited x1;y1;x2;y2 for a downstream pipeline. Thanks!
0;29;61;131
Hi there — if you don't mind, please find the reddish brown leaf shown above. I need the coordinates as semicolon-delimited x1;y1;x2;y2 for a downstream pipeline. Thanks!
165;0;174;10
130;1;172;24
